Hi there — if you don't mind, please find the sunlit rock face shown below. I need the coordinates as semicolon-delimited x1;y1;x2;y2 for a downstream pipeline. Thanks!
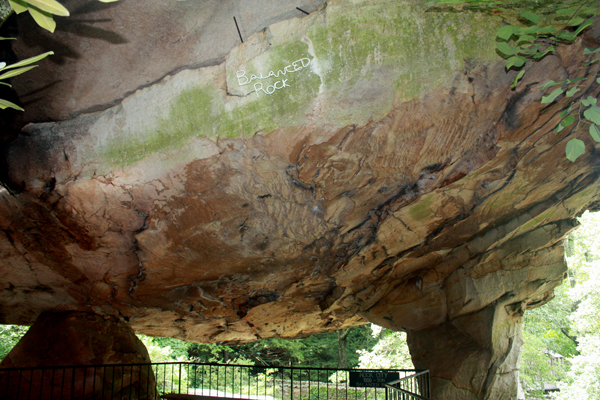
2;0;600;398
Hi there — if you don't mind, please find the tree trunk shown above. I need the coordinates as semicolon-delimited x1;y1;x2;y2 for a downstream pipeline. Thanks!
338;328;351;369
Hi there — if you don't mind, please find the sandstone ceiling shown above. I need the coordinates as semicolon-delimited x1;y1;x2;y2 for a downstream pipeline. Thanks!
1;0;600;397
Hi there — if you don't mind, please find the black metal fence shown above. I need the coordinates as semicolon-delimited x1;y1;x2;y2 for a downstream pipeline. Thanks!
0;362;430;400
385;370;431;400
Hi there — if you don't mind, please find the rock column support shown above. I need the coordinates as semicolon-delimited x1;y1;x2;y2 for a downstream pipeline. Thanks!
406;304;523;400
0;311;157;399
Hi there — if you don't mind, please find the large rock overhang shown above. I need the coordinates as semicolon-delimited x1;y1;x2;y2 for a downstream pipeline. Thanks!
1;0;599;350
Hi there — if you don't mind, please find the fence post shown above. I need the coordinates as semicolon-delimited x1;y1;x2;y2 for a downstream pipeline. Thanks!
290;368;294;400
178;363;182;394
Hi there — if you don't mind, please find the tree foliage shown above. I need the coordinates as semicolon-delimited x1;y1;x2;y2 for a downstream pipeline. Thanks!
357;325;414;369
432;0;600;162
186;325;377;368
521;211;600;398
0;324;28;361
0;0;119;111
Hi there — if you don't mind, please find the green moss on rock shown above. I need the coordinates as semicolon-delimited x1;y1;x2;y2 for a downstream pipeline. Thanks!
104;41;321;167
409;193;435;221
104;0;506;168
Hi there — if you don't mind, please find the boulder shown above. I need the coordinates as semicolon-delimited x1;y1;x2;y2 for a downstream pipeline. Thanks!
0;311;156;399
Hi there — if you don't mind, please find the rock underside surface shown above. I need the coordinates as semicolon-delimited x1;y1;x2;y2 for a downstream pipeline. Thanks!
1;0;600;399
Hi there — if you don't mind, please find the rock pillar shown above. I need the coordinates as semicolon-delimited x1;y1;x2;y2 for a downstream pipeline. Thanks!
406;304;523;400
0;311;156;399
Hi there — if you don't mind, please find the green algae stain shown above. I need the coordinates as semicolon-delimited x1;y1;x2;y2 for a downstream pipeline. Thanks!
104;41;321;168
520;208;558;233
104;0;504;168
409;193;435;221
104;86;221;167
307;1;501;101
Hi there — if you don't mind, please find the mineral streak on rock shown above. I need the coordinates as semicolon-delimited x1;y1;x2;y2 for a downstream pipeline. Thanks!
1;0;600;398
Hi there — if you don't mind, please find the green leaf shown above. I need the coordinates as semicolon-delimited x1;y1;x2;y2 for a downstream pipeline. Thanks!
583;47;600;55
9;0;28;14
568;17;585;27
583;105;600;125
0;82;12;87
541;88;564;104
517;35;535;44
541;79;564;90
520;26;539;34
567;77;586;83
519;46;539;56
513;69;525;88
24;0;69;16
565;139;585;162
566;87;580;97
557;32;576;41
537;26;557;35
533;46;554;59
590;124;600;142
520;11;540;24
561;115;575;126
497;42;518;57
506;56;526;70
555;124;565;133
28;7;56;32
587;58;600;66
0;37;17;40
0;65;37;81
497;25;515;41
556;8;576;15
560;103;573;118
574;20;594;36
0;98;24;111
2;51;54;70
0;62;5;69
597;78;600;84
581;96;597;107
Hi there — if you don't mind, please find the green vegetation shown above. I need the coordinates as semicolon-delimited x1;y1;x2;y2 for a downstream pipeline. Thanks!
0;0;118;111
0;324;28;360
432;0;600;161
520;211;600;398
6;0;117;33
0;50;54;110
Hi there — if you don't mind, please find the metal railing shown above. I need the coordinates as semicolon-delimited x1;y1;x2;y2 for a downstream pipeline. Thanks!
0;362;430;400
385;370;431;400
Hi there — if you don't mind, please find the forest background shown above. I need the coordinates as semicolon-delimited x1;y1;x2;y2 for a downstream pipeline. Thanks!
1;211;599;399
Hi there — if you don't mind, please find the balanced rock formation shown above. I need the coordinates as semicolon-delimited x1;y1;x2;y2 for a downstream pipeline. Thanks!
0;311;156;399
1;0;599;399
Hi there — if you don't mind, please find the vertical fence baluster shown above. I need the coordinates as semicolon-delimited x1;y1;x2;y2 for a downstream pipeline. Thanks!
146;364;150;400
136;365;141;398
37;368;44;400
49;368;56;400
120;366;125;400
70;367;76;400
178;363;182;394
14;370;20;400
128;365;133;400
81;366;87;400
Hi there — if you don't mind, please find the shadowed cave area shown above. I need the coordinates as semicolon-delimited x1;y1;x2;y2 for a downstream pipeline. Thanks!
1;0;600;399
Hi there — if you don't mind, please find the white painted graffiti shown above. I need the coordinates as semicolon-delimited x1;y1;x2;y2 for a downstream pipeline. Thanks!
236;57;311;98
